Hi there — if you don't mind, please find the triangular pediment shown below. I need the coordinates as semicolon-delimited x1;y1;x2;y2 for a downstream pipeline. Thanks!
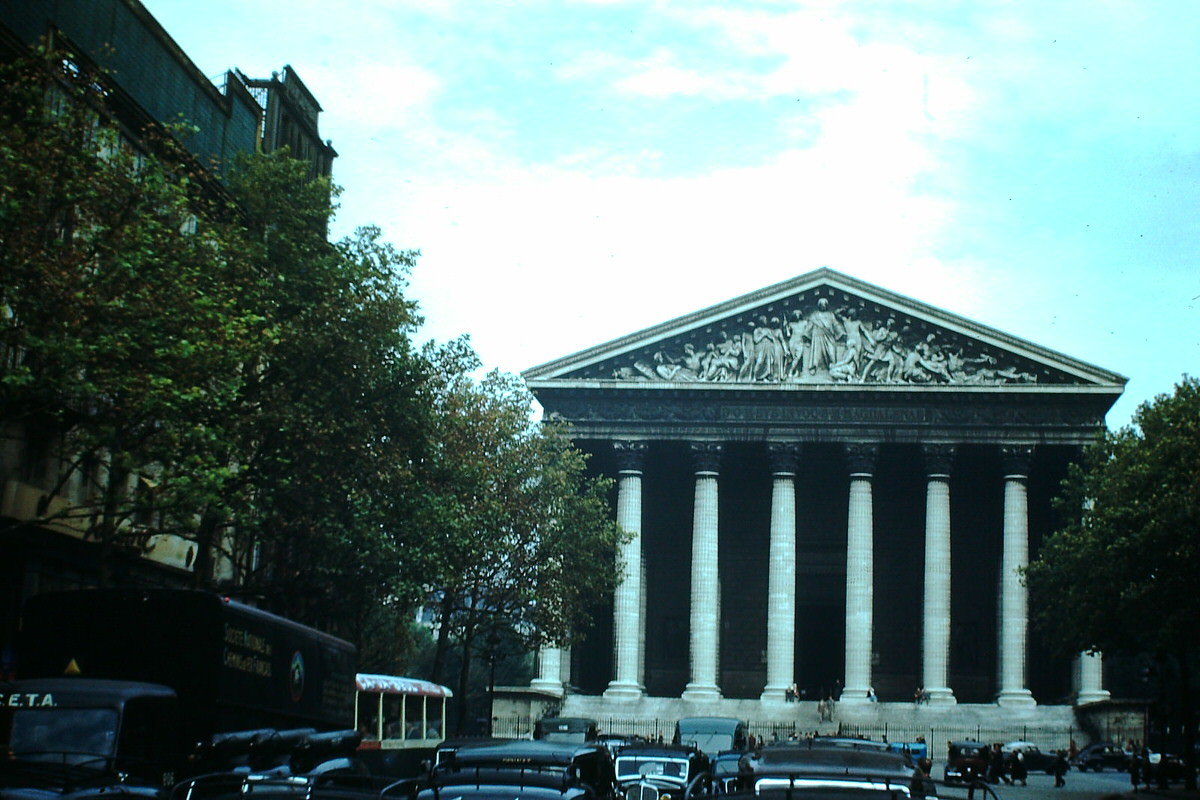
523;268;1126;390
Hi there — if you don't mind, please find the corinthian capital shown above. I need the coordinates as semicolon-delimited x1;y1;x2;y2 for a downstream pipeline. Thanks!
689;442;724;473
613;440;648;472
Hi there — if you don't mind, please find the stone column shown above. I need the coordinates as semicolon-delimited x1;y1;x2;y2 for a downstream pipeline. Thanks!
762;442;800;702
997;445;1036;706
841;443;878;703
922;444;957;705
530;645;565;695
1076;651;1112;704
606;441;648;699
683;442;723;701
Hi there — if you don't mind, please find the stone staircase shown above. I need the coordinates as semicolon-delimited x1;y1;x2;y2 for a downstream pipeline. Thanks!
559;696;1086;759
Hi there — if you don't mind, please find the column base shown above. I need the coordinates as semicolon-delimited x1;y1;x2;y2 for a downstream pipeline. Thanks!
760;686;790;703
924;687;957;706
681;683;723;702
603;681;645;700
839;687;872;704
528;679;565;697
1076;689;1112;705
996;688;1036;707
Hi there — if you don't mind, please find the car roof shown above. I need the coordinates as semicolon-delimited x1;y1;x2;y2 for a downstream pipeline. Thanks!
446;739;607;767
805;738;891;752
676;716;742;730
4;677;177;705
746;746;913;778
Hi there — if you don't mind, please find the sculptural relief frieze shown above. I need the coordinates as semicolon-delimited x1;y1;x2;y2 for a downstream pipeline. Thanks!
589;294;1049;386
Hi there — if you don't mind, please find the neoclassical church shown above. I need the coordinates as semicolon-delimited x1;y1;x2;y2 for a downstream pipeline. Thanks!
520;269;1125;716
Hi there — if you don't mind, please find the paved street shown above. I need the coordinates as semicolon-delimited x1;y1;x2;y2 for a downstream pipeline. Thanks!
939;768;1195;800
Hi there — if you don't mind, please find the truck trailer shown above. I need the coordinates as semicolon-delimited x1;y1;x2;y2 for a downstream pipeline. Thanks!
0;589;358;797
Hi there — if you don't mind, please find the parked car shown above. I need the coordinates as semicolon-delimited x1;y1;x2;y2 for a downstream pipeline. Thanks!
674;718;748;758
1070;741;1129;772
709;750;742;794
598;732;646;758
535;717;601;744
421;739;617;800
1146;750;1188;783
614;742;710;800
944;741;989;784
741;742;933;799
1002;741;1058;774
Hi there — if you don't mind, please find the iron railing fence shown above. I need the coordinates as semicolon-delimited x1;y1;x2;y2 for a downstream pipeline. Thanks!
490;716;1141;761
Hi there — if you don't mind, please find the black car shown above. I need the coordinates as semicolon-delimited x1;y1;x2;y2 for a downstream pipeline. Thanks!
739;743;933;799
535;717;601;744
1002;741;1058;774
1070;741;1129;772
943;741;989;784
614;742;710;800
419;739;618;800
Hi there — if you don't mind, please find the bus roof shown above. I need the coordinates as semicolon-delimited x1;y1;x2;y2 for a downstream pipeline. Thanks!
355;673;453;698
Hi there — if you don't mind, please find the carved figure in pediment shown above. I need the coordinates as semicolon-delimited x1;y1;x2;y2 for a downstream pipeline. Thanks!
653;344;702;381
948;350;995;382
829;306;875;382
702;333;741;381
736;322;757;381
749;315;787;381
593;292;1046;386
902;334;953;383
859;317;901;382
805;298;844;376
784;310;810;379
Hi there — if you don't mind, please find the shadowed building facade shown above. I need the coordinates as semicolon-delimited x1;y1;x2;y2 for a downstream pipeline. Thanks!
522;269;1124;709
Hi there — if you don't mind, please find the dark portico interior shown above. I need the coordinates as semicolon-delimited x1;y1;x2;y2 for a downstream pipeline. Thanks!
572;439;1075;704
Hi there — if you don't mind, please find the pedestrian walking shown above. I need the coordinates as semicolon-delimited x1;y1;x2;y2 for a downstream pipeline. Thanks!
1129;747;1142;792
988;743;1011;785
1011;748;1028;786
1053;750;1068;788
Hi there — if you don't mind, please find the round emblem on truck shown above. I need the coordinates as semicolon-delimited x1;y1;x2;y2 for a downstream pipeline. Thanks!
289;650;305;702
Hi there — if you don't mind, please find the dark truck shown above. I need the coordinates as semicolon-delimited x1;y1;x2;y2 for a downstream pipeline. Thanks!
0;589;358;798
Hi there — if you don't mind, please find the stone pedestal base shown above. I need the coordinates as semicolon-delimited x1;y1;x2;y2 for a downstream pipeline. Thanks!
603;681;644;700
682;683;722;702
528;679;565;697
924;687;957;706
760;686;790;703
839;688;872;704
996;689;1036;707
1076;689;1111;705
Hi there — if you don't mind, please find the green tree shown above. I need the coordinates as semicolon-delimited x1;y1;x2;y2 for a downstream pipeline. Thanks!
1025;376;1200;787
0;49;266;581
416;342;625;732
209;151;431;636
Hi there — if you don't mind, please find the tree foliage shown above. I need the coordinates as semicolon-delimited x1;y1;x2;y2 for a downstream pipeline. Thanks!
1026;376;1200;788
1;48;622;691
417;341;625;728
1025;376;1200;657
0;49;265;578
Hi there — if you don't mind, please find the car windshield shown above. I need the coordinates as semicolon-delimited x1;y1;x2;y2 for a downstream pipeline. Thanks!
681;732;732;753
616;756;689;781
1;708;119;767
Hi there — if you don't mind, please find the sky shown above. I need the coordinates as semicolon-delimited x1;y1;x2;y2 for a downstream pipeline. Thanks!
143;0;1198;428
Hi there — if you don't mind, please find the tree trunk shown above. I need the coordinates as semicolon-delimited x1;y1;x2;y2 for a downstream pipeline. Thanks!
1181;647;1196;791
454;626;475;736
96;461;130;588
191;509;222;589
431;594;455;685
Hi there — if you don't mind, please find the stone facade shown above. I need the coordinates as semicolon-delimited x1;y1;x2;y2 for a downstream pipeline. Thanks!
522;269;1125;712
